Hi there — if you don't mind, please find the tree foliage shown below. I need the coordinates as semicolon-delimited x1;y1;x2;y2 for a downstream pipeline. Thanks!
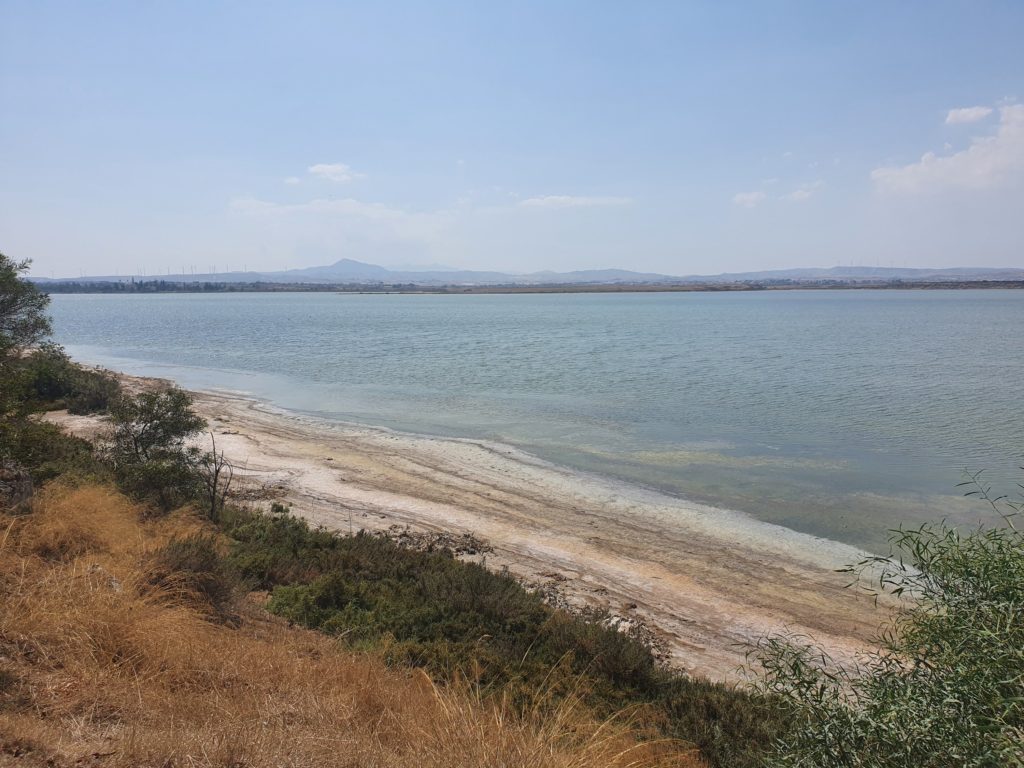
0;254;51;422
755;474;1024;767
21;343;120;414
108;388;206;462
106;387;207;510
0;253;50;356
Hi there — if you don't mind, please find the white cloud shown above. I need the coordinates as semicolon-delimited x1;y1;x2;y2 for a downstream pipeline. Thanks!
284;176;301;185
784;181;824;202
308;162;365;183
518;195;632;208
732;191;766;208
871;105;1024;193
945;106;993;124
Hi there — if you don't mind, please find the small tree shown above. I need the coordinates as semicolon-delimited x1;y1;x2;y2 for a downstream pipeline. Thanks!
108;387;206;463
107;387;206;511
197;432;234;523
0;253;50;358
0;254;51;425
754;473;1024;768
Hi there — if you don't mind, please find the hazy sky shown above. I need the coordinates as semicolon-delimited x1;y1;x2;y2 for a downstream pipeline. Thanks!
3;2;1023;278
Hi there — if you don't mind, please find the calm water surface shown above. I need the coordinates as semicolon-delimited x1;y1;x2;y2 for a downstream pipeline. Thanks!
49;290;1024;551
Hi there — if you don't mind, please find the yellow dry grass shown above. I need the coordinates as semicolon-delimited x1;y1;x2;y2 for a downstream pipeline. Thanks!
0;484;700;768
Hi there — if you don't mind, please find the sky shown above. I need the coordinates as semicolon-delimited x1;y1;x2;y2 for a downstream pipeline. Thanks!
2;1;1023;278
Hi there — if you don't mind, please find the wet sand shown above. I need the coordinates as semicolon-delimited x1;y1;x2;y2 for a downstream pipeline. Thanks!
49;379;890;682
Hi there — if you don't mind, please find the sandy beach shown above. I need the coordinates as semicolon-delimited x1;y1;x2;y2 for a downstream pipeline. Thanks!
49;378;890;682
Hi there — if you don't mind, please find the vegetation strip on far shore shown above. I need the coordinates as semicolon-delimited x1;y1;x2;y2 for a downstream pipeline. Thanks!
32;278;1024;294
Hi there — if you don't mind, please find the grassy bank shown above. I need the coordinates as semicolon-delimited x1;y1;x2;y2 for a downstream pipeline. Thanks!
0;482;701;767
224;502;784;767
0;338;780;766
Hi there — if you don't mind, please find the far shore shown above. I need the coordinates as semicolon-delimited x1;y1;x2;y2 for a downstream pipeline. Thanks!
36;279;1024;295
47;371;892;682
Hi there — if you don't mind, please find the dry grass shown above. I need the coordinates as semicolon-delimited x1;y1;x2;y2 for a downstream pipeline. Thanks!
0;484;701;768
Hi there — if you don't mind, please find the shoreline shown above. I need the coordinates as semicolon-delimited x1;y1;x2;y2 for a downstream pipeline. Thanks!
37;281;1024;295
49;371;891;682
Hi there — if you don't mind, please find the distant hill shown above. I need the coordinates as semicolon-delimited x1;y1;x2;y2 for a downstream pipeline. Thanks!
32;258;683;286
31;260;1024;287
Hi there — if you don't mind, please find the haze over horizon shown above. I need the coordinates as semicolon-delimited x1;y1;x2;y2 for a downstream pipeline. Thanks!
3;2;1023;278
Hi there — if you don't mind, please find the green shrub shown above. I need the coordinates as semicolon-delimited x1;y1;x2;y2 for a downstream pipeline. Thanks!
108;387;206;463
106;387;206;511
755;474;1024;768
224;504;780;767
22;343;75;404
20;344;120;414
114;452;202;513
0;419;105;484
66;370;120;415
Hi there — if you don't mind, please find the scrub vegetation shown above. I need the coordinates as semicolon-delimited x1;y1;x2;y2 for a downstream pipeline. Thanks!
754;478;1024;767
3;252;1022;767
0;483;700;768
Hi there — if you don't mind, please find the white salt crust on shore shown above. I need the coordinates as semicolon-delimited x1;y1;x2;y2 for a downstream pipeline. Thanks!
49;376;891;682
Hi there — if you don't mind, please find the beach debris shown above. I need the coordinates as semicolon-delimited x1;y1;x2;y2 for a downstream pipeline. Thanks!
522;573;671;663
231;477;288;501
378;524;494;557
529;579;574;612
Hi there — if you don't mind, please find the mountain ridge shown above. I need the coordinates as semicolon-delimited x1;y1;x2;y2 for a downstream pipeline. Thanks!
32;259;1024;285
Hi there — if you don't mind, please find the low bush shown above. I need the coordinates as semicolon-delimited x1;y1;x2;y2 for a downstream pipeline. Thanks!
114;452;202;513
0;340;117;498
224;503;782;767
67;369;120;415
755;475;1024;768
21;344;120;414
0;419;106;484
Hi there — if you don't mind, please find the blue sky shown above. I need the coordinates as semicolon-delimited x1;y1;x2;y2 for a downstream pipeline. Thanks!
2;1;1022;277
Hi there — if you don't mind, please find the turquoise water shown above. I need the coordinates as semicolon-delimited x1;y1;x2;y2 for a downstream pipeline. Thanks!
49;290;1024;551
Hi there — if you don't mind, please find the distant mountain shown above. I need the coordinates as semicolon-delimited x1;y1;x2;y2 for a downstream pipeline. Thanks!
33;258;683;286
31;260;1024;287
277;259;394;281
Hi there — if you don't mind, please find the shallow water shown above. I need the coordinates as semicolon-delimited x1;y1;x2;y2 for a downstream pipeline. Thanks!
48;289;1024;551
